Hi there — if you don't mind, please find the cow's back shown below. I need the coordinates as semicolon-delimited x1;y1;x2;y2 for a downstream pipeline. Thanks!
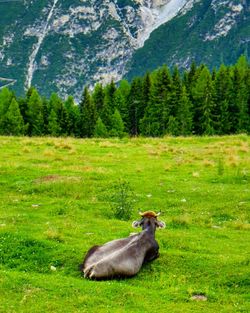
83;231;157;279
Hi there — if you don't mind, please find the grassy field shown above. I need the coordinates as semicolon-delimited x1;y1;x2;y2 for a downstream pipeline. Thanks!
0;135;249;313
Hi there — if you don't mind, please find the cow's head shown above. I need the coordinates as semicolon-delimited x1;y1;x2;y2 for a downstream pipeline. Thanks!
132;211;165;231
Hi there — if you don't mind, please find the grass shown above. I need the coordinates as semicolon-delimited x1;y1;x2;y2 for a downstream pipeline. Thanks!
0;135;249;313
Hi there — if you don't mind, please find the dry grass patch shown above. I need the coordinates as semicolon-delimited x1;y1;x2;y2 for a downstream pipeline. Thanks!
53;156;64;162
148;149;160;156
34;175;60;183
54;140;73;150
203;159;215;167
229;220;250;231
223;147;237;156
192;171;200;177
34;175;82;184
238;143;249;153
22;147;31;153
164;165;172;171
99;141;120;148
43;149;55;157
226;155;240;167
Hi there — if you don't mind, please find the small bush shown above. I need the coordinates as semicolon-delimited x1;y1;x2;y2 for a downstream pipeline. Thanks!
109;179;135;220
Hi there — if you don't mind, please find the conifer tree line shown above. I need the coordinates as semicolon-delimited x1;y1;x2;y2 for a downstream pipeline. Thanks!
0;55;249;137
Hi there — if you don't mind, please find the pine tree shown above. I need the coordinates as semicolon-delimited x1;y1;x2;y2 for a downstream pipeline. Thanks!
64;96;80;136
49;93;69;136
94;117;108;138
192;66;216;135
142;72;151;110
104;80;117;111
26;88;44;136
92;83;105;113
166;116;179;136
80;86;97;137
2;98;24;135
177;86;193;135
231;56;250;133
246;66;250;133
140;66;172;136
170;66;182;118
113;88;128;131
110;109;125;138
187;61;197;87
100;95;113;131
128;77;143;136
48;109;61;136
0;87;14;134
42;97;49;135
119;80;130;99
214;65;232;134
18;97;29;128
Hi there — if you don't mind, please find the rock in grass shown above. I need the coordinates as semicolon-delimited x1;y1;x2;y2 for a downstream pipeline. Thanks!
191;294;208;301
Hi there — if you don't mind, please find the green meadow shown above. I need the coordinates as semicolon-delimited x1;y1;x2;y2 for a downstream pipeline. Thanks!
0;135;249;313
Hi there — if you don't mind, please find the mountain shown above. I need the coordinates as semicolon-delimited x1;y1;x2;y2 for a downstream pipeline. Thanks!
0;0;249;100
126;0;250;79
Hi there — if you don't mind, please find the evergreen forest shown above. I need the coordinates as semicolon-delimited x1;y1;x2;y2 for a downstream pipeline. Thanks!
0;56;249;138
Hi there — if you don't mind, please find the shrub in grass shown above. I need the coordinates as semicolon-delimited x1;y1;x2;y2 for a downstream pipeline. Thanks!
109;179;135;220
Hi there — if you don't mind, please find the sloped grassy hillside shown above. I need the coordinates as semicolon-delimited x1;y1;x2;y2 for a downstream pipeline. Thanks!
0;135;249;312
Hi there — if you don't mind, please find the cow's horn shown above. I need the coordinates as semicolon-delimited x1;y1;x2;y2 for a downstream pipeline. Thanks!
156;212;161;216
139;211;158;218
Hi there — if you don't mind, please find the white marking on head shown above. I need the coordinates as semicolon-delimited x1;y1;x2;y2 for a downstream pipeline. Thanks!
132;221;141;228
156;221;166;229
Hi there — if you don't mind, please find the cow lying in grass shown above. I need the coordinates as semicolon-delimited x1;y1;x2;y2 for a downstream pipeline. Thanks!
82;211;165;279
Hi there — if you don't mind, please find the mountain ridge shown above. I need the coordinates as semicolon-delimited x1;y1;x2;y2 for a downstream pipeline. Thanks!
0;0;249;99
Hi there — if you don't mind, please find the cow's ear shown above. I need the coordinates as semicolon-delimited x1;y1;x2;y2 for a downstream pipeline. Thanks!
156;221;166;229
132;221;141;228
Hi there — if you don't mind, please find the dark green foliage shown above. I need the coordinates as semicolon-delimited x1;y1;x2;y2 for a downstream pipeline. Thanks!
49;93;69;136
26;88;44;136
110;109;125;138
64;96;80;136
213;65;232;134
128;77;143;136
92;83;105;113
48;109;61;136
140;66;172;136
192;66;216;135
80;86;97;137
94;117;108;138
0;56;249;137
113;88;128;131
0;87;14;134
101;80;117;130
177;86;193;136
2;98;24;135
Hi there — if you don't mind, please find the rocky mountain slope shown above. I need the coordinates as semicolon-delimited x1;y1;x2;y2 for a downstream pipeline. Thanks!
0;0;249;99
126;0;250;79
